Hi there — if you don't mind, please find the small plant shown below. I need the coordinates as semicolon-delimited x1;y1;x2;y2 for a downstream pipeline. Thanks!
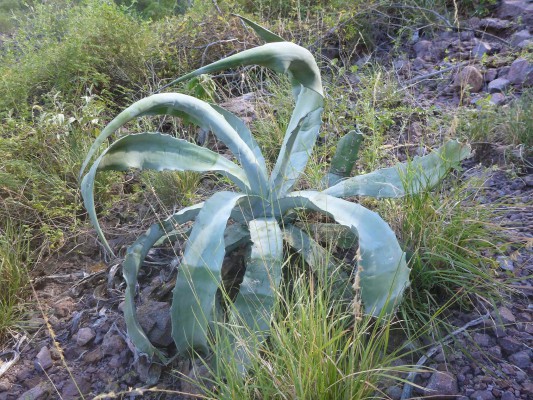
80;17;470;369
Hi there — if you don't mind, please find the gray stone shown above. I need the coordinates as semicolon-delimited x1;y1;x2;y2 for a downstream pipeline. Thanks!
498;0;533;26
497;255;514;271
489;93;506;105
484;69;498;82
501;391;516;400
386;385;403;400
510;29;532;47
454;66;484;92
488;78;510;93
498;337;522;355
425;371;458;397
101;332;126;356
497;306;516;324
61;376;91;400
76;327;95;346
16;383;51;400
508;58;533;87
137;301;173;347
509;350;531;369
414;40;433;59
479;18;511;31
470;390;495;400
34;346;53;371
472;41;492;59
181;359;213;400
473;333;491;347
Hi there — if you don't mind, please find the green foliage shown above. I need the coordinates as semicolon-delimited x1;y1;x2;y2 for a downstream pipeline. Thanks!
0;0;155;115
81;19;469;372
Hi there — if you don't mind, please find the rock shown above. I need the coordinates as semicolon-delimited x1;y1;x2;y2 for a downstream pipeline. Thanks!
518;39;533;49
488;78;510;93
479;18;511;31
454;66;484;92
489;93;506;105
61;376;91;400
181;359;213;400
425;371;458;398
412;57;428;71
76;327;95;346
496;255;514;271
414;40;433;59
510;29;532;47
495;306;516;324
52;297;76;318
472;41;492;59
386;385;403;400
137;301;173;347
16;383;51;400
498;0;533;26
509;350;531;369
501;391;516;400
101;332;126;356
134;355;161;385
34;346;53;371
484;69;498;82
498;337;522;355
470;390;495;400
507;58;533;87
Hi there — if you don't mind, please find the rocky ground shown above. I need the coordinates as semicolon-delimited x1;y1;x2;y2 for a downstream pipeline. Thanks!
0;1;532;399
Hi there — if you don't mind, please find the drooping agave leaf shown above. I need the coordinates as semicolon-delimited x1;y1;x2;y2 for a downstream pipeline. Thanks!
81;132;251;255
79;93;269;196
323;129;364;188
324;140;471;199
279;191;410;315
283;224;353;303
234;14;285;43
210;104;268;178
122;204;203;361
171;192;248;356
98;132;251;191
229;218;283;373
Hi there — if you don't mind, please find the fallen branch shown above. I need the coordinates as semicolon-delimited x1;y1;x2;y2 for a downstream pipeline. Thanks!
403;61;468;85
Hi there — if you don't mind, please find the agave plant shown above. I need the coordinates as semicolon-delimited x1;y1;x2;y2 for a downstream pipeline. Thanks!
80;17;470;369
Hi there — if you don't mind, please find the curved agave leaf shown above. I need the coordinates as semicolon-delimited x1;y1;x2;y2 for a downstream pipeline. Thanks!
323;129;364;188
210;104;268;178
81;132;250;255
234;14;285;43
229;218;283;373
171;191;248;356
278;191;410;315
79;93;269;196
122;204;203;361
324;140;471;199
283;224;353;304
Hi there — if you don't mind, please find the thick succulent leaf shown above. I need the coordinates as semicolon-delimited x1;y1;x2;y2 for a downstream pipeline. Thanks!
283;224;353;303
278;191;410;316
98;132;250;191
122;204;203;361
323;129;364;188
158;42;323;96
79;93;269;196
229;218;283;373
80;132;250;255
171;192;248;356
235;14;285;43
324;140;471;199
210;104;268;178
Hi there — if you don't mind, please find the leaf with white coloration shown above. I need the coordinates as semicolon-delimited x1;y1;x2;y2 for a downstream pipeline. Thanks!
324;140;471;199
283;224;353;304
171;191;248;356
279;191;410;316
81;132;250;255
122;204;203;361
229;218;283;373
323;129;364;188
79;93;269;196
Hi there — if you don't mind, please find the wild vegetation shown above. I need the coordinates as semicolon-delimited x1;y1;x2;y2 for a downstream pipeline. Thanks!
0;0;530;398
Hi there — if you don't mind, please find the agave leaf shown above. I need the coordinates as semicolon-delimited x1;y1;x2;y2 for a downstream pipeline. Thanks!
171;191;248;356
323;129;364;188
158;42;323;96
81;132;251;255
210;104;268;178
98;132;251;191
283;224;353;303
234;14;285;43
79;93;269;196
324;140;471;199
279;191;410;315
229;218;283;373
122;204;203;361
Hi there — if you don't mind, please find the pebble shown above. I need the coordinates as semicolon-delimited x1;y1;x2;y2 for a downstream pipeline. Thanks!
76;327;96;346
34;346;53;371
497;256;515;271
454;66;484;92
470;390;495;400
488;78;510;93
508;351;531;369
425;371;459;397
498;337;522;355
501;391;515;400
16;383;50;400
507;58;533;87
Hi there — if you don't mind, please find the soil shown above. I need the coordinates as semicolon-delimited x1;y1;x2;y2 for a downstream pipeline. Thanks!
1;1;532;399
